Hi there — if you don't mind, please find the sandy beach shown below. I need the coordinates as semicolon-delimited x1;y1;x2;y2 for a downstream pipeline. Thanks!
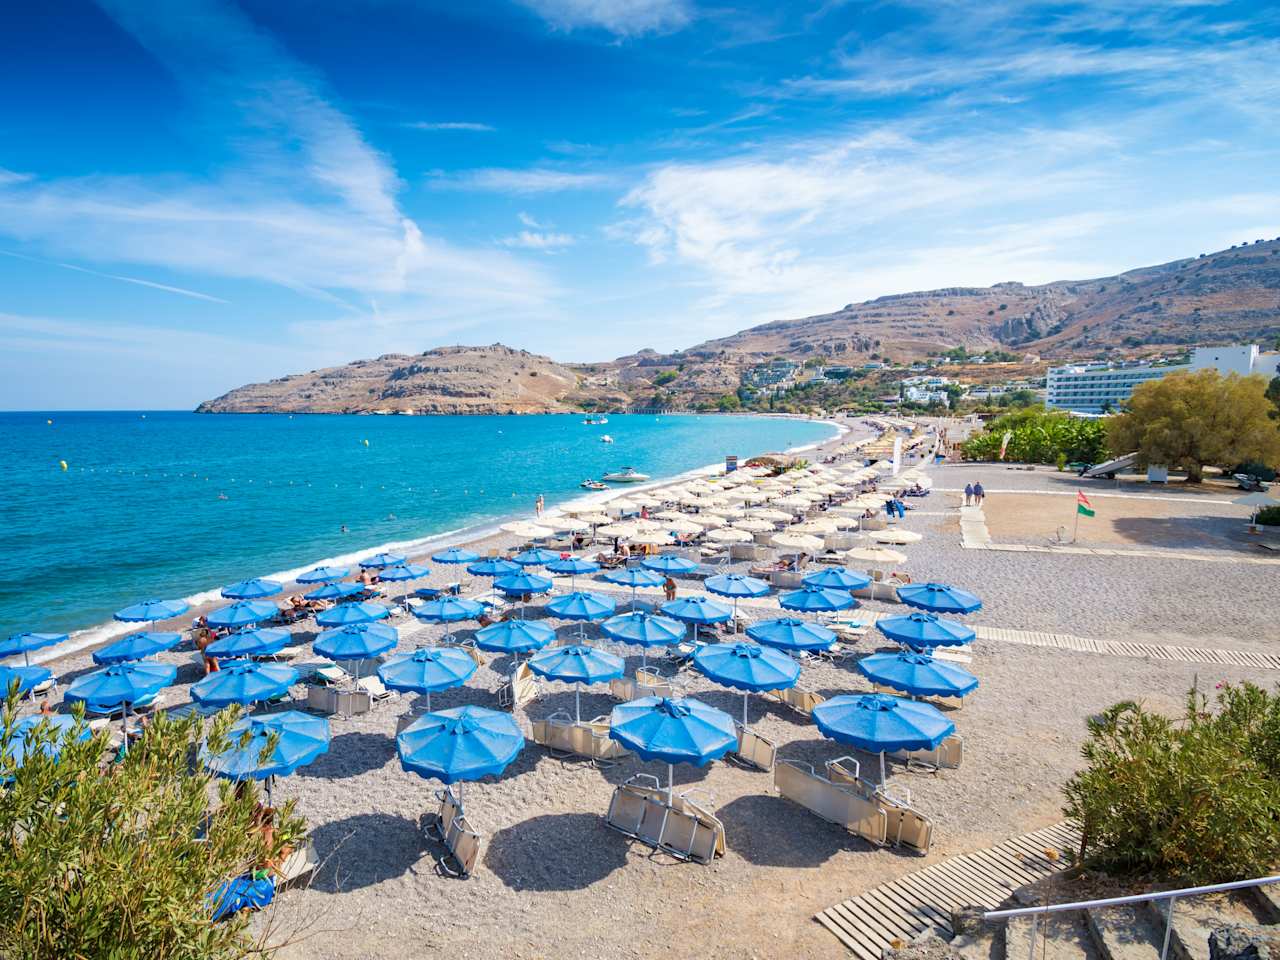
13;420;1278;960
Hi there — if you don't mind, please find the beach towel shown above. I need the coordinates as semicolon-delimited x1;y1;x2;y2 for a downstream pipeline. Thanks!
209;873;276;921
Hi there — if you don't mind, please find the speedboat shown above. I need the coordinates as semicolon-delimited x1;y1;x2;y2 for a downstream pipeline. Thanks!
600;434;614;443
601;467;649;483
582;415;609;425
580;479;608;490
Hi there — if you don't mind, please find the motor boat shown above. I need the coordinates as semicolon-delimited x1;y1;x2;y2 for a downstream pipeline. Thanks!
580;479;608;490
600;434;614;443
583;415;609;425
601;467;650;483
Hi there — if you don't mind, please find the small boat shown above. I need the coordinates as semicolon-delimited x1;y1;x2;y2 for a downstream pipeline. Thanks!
601;467;650;483
582;415;609;425
580;479;608;490
600;434;614;443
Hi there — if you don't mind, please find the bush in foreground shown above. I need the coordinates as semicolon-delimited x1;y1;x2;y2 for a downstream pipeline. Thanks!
1064;683;1280;885
961;407;1109;465
0;697;305;960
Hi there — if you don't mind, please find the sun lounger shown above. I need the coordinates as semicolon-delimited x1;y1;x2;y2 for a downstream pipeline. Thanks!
773;759;888;846
734;724;776;771
442;641;485;667
356;675;396;703
760;684;826;716
496;661;538;710
530;711;630;764
274;838;319;887
426;787;482;878
824;756;933;854
609;667;677;701
605;773;725;864
886;733;963;771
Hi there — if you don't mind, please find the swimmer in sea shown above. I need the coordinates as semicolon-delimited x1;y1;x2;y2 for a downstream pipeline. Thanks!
340;524;348;534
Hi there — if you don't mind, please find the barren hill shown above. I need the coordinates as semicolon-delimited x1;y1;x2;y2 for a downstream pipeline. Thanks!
196;344;579;414
197;239;1280;413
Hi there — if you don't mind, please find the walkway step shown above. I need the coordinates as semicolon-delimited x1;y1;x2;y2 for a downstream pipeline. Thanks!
816;823;1080;958
1086;904;1165;960
1006;912;1099;960
1154;892;1268;960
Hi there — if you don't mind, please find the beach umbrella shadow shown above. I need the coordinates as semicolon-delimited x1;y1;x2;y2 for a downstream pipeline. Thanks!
296;731;394;780
307;812;424;893
717;793;855;866
483;813;628;890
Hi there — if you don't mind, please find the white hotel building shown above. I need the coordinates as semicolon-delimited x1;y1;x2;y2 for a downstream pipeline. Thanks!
1046;345;1280;414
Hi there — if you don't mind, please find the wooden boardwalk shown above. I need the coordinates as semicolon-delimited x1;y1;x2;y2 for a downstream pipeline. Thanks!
816;822;1081;959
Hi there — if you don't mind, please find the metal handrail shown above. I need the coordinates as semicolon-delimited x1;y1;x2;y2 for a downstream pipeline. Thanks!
983;874;1280;919
985;874;1280;960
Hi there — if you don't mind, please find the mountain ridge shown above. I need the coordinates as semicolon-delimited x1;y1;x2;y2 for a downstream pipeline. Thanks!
197;238;1280;413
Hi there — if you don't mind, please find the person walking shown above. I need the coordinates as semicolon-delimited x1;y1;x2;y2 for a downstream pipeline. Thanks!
973;482;985;507
663;576;677;602
535;494;544;518
963;483;974;506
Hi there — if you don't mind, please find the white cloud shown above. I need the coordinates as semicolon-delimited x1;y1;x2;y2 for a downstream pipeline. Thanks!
430;167;614;193
518;211;547;228
0;0;555;352
499;230;577;251
516;0;692;36
402;121;496;132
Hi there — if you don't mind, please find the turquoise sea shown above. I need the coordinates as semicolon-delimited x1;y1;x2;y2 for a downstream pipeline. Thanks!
0;412;835;642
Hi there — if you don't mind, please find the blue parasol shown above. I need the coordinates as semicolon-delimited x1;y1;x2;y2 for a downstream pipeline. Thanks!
0;664;54;697
205;627;292;660
191;661;298;707
897;582;982;615
512;547;560;566
812;693;955;782
875;612;976;649
857;651;978;699
608;696;737;800
2;714;90;783
694;640;800;726
114;598;189;628
745;617;836;652
474;619;555;655
802;567;872;591
546;556;600;591
528;643;625;720
432;547;479;565
297;566;349;584
202;710;331;793
378;646;477;711
359;552;406;569
778;585;855;614
207;600;279;630
601;567;665;610
315;601;390;628
640;554;698;575
546;592;616;639
397;705;525;792
93;631;181;665
705;573;769;632
314;622;398;662
0;632;68;666
221;578;283;600
466;558;521;578
492;573;553;596
303;582;364;602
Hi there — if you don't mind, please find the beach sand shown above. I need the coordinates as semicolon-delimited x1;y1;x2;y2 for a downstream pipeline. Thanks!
15;422;1279;959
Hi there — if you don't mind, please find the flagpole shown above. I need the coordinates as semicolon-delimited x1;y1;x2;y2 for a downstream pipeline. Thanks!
1072;501;1080;543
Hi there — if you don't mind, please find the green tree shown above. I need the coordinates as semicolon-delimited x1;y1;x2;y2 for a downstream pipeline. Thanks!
1266;375;1280;421
961;407;1108;464
715;393;741;412
653;370;677;387
1064;683;1280;884
0;698;306;960
1107;369;1280;481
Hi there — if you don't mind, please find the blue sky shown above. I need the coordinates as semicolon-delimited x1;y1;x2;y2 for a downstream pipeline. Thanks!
1;0;1278;408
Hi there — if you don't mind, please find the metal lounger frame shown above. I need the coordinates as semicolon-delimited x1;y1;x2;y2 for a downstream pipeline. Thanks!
605;773;725;864
426;786;483;878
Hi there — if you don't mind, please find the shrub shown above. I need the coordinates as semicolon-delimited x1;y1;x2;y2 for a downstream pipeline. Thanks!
1255;505;1280;526
1063;684;1280;884
0;697;306;959
961;408;1109;465
1234;461;1278;482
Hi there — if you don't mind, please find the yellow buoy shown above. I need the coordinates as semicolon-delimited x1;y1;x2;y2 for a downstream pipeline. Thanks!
59;460;68;471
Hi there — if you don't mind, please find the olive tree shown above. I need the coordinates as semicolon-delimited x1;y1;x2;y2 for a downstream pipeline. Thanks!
0;697;306;960
1107;369;1280;481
